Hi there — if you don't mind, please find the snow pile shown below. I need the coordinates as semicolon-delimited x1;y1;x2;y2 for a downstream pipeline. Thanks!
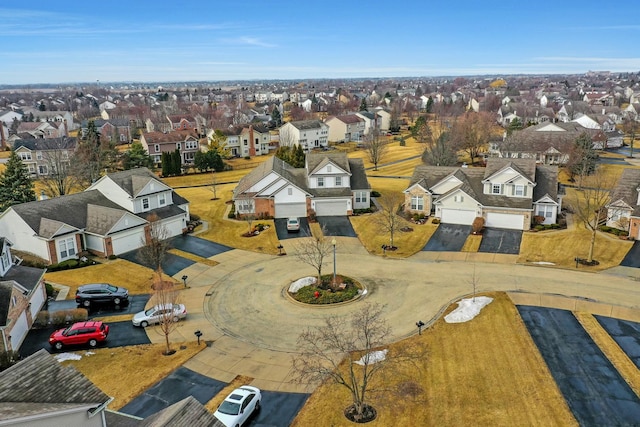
54;352;82;362
354;349;388;366
288;276;317;293
444;296;493;323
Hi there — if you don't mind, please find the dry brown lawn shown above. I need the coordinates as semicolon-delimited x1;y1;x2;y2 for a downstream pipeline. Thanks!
461;234;482;252
351;213;434;257
292;292;576;427
62;342;204;410
176;185;280;254
44;259;173;298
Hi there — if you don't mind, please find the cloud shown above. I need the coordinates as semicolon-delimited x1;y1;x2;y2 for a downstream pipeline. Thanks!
220;36;276;48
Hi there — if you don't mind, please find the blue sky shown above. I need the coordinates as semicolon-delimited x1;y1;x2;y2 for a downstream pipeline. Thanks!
2;1;640;85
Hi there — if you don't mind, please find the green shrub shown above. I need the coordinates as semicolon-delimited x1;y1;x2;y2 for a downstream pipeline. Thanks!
244;156;251;160
370;190;381;197
550;223;560;229
599;225;612;232
399;138;406;146
108;254;117;260
228;202;236;219
190;213;201;222
431;218;440;224
534;224;545;231
45;283;55;298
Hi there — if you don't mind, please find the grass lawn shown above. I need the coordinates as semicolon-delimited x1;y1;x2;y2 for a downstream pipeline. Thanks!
44;259;171;298
461;234;482;252
291;292;576;427
351;213;435;257
62;342;204;410
175;185;280;254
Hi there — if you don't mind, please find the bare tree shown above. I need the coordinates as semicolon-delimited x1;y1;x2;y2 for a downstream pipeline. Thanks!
40;143;81;197
375;192;405;249
469;264;479;302
567;167;614;263
292;227;334;284
292;303;424;423
244;213;256;236
151;280;181;355
622;117;639;158
422;131;457;166
450;111;496;164
364;129;388;171
210;171;219;200
138;213;171;283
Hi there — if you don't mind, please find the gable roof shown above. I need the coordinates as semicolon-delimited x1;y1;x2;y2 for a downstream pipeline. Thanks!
13;137;77;151
139;396;223;427
105;167;166;197
306;152;351;175
483;158;536;182
287;120;324;130
0;349;111;422
610;168;640;217
142;130;199;143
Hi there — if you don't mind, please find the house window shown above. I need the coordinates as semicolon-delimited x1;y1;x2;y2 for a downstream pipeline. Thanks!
120;134;127;142
492;184;501;194
154;144;160;153
61;151;69;160
355;192;367;203
537;205;553;218
317;177;325;187
185;140;198;150
288;188;293;195
237;199;255;213
36;151;43;160
142;198;150;210
335;176;342;186
327;165;332;173
176;142;181;150
184;152;195;162
454;195;465;203
244;139;248;146
514;185;525;197
58;236;76;260
411;195;424;210
158;193;166;206
38;165;48;175
19;152;32;161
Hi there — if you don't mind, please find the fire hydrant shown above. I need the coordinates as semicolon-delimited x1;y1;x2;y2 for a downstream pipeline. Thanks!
314;290;320;299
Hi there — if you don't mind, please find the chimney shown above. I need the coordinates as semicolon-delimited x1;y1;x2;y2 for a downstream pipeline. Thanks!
248;125;256;157
602;108;606;115
0;124;6;150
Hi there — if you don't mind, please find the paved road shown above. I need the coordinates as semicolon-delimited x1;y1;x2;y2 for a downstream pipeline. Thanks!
148;239;640;396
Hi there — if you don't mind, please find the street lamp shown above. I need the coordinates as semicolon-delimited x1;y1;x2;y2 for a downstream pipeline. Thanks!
332;238;337;285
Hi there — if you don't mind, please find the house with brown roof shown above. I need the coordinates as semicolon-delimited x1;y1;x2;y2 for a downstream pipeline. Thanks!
403;158;562;230
140;130;202;168
232;152;370;218
325;114;366;142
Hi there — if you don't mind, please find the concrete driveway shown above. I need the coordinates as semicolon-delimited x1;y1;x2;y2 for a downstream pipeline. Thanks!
478;228;522;254
170;235;232;258
422;224;471;251
19;320;150;357
274;217;311;240
316;216;357;237
620;240;640;267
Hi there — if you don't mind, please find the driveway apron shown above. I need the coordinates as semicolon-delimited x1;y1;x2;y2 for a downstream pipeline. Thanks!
478;228;522;254
422;224;471;251
119;250;195;276
518;306;640;426
169;235;232;258
316;216;357;237
274;217;311;240
620;240;640;267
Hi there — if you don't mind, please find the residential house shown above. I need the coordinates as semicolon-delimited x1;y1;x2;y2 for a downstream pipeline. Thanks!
0;168;189;264
165;114;203;135
239;124;271;157
135;396;223;427
13;137;77;178
487;122;606;164
278;120;329;151
355;111;380;136
213;127;242;158
606;168;640;236
403;158;562;230
232;152;370;218
140;130;201;167
373;108;391;131
325;115;366;143
14;121;61;139
0;349;113;426
0;238;46;353
81;119;131;145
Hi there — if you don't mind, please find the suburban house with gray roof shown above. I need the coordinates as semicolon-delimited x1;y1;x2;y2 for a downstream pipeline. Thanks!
13;137;77;178
606;168;640;237
0;168;189;264
0;238;46;353
232;152;370;218
404;158;562;230
0;349;113;426
278;120;329;150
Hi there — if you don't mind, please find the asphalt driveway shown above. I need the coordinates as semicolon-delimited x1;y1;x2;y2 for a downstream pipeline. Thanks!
19;320;151;357
119;366;309;426
46;294;151;316
478;228;522;254
518;306;640;425
274;217;311;240
169;235;232;258
119;250;195;276
316;216;357;237
423;224;471;251
595;316;640;367
620;240;640;267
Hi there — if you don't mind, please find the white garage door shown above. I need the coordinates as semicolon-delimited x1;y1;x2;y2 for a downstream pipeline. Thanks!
315;200;348;216
162;217;184;237
111;228;146;255
485;212;525;230
10;311;29;351
275;203;307;219
440;209;476;225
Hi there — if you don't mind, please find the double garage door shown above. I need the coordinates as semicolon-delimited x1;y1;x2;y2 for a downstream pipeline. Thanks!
315;200;348;216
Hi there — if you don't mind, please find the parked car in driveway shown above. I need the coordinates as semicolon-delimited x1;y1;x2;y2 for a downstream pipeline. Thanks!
214;385;261;427
286;217;300;232
49;321;109;351
75;283;129;309
132;303;187;327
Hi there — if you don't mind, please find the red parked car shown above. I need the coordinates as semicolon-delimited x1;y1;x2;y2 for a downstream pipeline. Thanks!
49;321;109;351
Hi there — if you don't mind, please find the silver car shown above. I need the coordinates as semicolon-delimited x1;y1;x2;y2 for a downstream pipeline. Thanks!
132;303;187;327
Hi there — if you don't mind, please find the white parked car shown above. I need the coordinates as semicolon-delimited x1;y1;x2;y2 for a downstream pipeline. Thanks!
286;217;300;232
214;385;261;427
131;303;187;327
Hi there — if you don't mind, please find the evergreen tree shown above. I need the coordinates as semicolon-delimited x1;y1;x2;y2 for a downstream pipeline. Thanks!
292;144;306;168
171;149;182;175
123;142;154;170
271;106;282;126
161;152;171;176
359;98;368;111
506;117;523;136
194;150;209;172
426;96;434;113
210;151;224;172
0;150;36;211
